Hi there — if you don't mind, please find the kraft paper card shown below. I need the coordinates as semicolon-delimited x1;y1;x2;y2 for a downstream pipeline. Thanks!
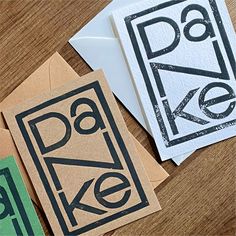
0;156;44;236
0;53;168;209
112;0;236;161
0;130;165;207
3;70;161;236
0;129;166;207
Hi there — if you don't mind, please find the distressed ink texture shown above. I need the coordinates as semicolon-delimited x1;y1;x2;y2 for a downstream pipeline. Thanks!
112;0;236;160
3;70;160;236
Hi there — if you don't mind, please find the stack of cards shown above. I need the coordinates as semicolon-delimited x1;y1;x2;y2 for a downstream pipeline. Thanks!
112;0;236;161
69;0;236;164
1;0;235;235
0;53;168;235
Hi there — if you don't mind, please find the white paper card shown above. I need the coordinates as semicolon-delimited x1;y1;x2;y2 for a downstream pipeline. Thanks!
112;0;236;160
69;0;194;165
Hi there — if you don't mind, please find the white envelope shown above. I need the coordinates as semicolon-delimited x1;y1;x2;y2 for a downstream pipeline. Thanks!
69;0;194;165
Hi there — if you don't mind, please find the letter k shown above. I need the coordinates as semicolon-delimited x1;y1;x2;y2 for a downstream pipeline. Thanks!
163;88;209;135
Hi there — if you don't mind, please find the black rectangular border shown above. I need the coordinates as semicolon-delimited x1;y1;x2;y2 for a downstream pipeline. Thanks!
125;0;236;147
15;81;148;235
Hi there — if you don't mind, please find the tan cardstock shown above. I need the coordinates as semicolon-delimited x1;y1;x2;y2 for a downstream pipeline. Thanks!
3;69;161;236
0;53;168;211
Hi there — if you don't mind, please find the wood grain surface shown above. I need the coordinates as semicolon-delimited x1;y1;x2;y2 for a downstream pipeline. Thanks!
0;0;235;235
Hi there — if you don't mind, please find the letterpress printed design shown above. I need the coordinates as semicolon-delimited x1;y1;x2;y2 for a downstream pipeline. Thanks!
0;157;44;236
3;71;160;236
112;0;236;160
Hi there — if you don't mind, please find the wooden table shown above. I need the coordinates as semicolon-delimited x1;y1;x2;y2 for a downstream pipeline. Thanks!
0;0;235;235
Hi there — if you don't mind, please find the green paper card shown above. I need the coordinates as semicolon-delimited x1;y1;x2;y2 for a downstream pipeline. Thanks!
0;156;44;236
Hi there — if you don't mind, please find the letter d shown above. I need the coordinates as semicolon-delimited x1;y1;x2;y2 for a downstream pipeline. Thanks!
138;17;180;59
29;112;71;154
